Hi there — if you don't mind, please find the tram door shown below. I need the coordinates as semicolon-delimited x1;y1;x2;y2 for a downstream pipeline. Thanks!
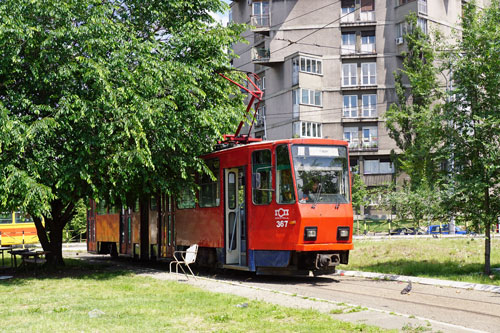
87;200;97;252
224;167;246;265
120;207;132;254
160;195;175;258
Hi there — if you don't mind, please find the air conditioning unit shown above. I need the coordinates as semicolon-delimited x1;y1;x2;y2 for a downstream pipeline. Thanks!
256;117;264;126
395;37;404;45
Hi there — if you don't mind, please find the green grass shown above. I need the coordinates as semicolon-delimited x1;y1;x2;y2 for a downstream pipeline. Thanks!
0;260;387;332
348;238;500;285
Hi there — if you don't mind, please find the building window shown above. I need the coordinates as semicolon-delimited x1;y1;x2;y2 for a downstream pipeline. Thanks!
343;127;359;148
342;63;357;87
361;32;376;53
293;88;322;106
417;17;428;34
361;62;376;85
199;159;220;208
362;94;377;117
341;33;356;55
396;22;407;39
418;0;427;14
256;105;266;126
299;56;322;75
292;58;299;85
257;75;266;91
362;126;378;148
343;95;358;118
341;0;355;22
364;160;394;175
292;89;300;117
294;121;322;138
252;1;269;27
360;0;375;21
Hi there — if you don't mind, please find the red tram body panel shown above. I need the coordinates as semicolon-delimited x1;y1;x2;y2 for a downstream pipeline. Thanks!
88;138;354;275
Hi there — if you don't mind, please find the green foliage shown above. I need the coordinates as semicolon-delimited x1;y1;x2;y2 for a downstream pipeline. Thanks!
64;199;87;241
439;0;500;274
350;239;500;285
385;13;443;189
371;182;443;228
0;0;246;263
351;167;370;215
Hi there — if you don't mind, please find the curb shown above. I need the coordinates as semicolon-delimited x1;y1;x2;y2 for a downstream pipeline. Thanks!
336;270;500;294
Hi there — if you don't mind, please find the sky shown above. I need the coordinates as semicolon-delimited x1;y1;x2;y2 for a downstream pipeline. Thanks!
212;0;231;25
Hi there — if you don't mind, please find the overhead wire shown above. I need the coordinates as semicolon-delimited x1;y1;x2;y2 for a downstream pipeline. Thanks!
233;6;362;70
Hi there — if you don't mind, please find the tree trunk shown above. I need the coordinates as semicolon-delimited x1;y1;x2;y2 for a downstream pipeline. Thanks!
31;199;76;267
485;222;491;275
484;188;491;275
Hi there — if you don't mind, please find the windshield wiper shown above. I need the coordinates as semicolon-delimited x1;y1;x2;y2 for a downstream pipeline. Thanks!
311;183;322;209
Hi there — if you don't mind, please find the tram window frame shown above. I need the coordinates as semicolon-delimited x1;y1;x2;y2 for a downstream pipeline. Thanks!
276;145;296;204
177;188;196;209
252;149;273;205
0;212;12;224
199;159;221;208
15;212;33;224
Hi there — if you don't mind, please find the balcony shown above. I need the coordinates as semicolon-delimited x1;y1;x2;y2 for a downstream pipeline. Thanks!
342;45;376;58
251;15;270;30
341;10;376;27
252;47;270;63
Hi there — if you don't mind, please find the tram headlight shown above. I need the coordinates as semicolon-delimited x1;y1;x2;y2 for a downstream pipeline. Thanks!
304;227;317;241
337;227;350;240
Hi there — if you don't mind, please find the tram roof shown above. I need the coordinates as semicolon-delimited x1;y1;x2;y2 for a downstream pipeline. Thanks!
204;138;348;158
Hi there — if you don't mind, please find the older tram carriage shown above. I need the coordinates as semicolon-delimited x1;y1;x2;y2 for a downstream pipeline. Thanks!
88;138;353;276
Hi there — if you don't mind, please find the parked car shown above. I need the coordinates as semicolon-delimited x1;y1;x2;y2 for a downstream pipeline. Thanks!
389;227;425;235
427;224;467;234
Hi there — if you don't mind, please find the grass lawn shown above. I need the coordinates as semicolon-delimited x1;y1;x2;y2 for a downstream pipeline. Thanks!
0;260;387;332
348;237;500;285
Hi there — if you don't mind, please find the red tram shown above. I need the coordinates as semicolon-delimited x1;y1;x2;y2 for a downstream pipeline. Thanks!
87;138;353;275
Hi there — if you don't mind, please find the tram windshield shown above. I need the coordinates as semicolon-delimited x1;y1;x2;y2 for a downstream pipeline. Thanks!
291;145;350;204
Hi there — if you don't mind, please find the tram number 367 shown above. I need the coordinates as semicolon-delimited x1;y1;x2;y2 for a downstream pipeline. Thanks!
276;220;289;228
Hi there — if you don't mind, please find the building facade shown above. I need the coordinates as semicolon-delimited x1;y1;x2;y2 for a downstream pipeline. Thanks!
229;0;485;217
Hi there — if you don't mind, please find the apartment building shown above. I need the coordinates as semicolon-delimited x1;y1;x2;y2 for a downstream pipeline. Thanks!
229;0;484;216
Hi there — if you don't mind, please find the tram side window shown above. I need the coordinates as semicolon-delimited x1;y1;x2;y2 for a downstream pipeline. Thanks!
177;188;196;209
0;212;12;224
252;149;272;205
276;145;296;204
15;212;33;223
199;159;220;208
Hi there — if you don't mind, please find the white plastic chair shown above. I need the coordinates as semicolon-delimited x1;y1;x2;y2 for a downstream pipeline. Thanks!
169;244;198;279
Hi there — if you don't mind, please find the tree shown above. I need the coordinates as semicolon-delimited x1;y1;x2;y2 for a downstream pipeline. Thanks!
0;0;246;266
351;167;369;216
385;13;443;190
439;0;500;275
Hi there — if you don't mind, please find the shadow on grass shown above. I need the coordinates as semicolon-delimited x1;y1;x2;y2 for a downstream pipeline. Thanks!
352;259;500;284
0;257;133;286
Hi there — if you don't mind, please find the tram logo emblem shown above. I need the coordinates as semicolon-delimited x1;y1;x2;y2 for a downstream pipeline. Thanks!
275;208;289;219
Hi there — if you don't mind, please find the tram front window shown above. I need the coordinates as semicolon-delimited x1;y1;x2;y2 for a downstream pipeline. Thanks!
291;145;350;204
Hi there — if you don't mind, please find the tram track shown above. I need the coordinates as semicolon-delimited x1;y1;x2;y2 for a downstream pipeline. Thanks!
206;271;500;331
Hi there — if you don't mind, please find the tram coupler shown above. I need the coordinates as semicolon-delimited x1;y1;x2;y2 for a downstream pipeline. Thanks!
315;253;340;269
